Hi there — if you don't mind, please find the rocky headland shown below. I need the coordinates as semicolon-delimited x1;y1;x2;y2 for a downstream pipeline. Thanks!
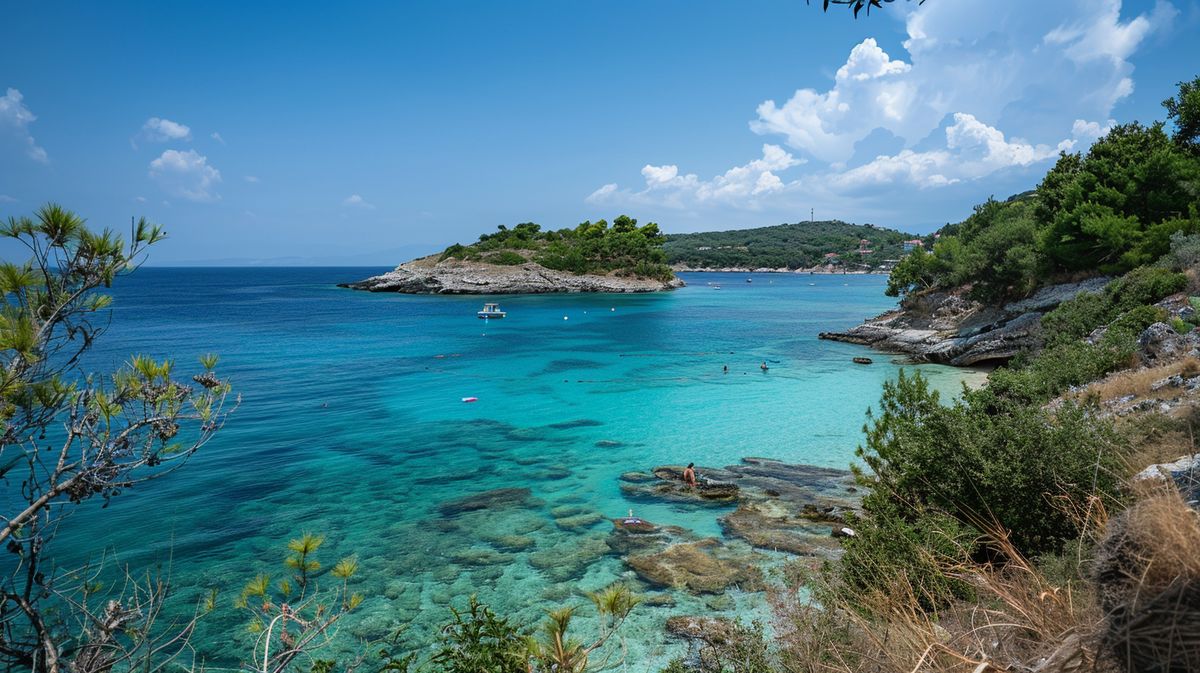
341;255;684;294
818;277;1112;366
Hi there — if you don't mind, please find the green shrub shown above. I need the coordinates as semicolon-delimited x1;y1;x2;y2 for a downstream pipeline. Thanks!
1041;267;1185;348
1107;266;1188;309
1104;305;1168;343
431;596;530;672
1042;292;1113;347
836;501;977;611
1159;232;1200;271
986;340;1132;406
484;250;525;266
1173;317;1192;334
857;370;1122;559
439;243;468;261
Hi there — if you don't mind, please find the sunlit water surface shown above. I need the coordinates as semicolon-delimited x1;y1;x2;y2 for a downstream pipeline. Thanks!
48;269;982;668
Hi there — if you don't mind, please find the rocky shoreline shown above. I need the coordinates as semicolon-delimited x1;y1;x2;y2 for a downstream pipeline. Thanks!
673;265;884;275
341;255;684;294
818;278;1111;366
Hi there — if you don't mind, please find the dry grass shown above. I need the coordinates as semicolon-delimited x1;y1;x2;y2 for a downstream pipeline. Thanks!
1094;489;1200;673
766;488;1200;673
1077;357;1200;405
1118;405;1198;484
769;523;1110;673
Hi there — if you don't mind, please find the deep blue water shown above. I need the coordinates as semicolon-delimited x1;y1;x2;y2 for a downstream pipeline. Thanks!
49;268;979;667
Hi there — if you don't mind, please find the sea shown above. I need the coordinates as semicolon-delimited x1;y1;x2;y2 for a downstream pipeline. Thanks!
48;268;982;669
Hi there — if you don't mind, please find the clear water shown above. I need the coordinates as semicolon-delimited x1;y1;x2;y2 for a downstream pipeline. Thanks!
47;269;980;668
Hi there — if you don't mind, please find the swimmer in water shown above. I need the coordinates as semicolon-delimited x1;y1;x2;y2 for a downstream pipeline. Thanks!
760;361;769;371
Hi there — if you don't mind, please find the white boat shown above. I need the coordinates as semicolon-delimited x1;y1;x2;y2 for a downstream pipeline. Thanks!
477;303;506;319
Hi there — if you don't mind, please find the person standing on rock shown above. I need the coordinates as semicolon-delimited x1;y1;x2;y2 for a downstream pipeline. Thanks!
683;463;697;487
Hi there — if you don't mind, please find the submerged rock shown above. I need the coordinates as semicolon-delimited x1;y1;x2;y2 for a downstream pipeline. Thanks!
719;501;841;557
665;615;739;641
437;487;535;516
485;534;537;552
618;457;859;558
529;535;611;583
554;512;606;531
449;547;513;567
626;539;764;594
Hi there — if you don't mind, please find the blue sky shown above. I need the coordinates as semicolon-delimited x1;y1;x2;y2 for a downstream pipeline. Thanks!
1;0;1197;265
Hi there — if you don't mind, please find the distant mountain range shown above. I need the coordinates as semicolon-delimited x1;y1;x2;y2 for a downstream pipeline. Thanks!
663;220;920;270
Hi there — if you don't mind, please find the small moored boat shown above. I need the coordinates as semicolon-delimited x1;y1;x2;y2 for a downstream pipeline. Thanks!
477;303;506;319
852;357;873;365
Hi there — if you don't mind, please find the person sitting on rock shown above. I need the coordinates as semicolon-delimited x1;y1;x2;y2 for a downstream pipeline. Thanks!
683;463;697;487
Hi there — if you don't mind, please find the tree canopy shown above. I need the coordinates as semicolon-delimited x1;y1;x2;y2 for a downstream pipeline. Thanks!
886;76;1200;302
664;220;917;270
439;215;673;281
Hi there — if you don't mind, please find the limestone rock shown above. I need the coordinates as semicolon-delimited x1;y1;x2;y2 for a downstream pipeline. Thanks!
819;278;1110;365
1139;322;1187;362
340;256;684;294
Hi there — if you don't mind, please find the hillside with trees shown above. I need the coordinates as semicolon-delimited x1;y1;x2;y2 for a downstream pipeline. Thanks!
886;89;1200;303
663;220;918;270
438;215;674;281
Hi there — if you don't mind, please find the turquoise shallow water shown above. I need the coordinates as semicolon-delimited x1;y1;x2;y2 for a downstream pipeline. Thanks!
46;269;979;668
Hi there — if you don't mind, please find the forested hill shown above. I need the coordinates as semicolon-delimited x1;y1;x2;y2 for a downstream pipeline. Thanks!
663;220;918;270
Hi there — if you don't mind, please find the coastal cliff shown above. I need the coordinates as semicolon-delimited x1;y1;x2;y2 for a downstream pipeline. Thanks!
341;255;685;294
818;277;1111;366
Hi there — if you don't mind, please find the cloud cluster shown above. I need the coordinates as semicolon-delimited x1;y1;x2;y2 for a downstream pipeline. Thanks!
149;149;222;202
592;0;1177;217
135;117;228;201
0;88;48;163
588;145;803;209
831;113;1065;191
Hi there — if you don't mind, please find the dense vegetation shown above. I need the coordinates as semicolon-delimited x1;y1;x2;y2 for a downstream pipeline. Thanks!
11;76;1200;673
663;220;916;270
887;80;1200;303
439;215;674;281
740;77;1200;673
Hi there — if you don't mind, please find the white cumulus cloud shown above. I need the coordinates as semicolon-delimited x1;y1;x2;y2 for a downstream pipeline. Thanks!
832;113;1061;190
592;0;1176;216
343;194;375;209
141;117;192;143
148;149;221;201
752;0;1172;166
0;88;48;163
588;144;804;209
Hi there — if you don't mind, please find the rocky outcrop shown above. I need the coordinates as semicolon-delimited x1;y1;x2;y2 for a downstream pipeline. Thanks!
1138;321;1192;363
341;255;684;294
620;458;859;558
818;277;1110;366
